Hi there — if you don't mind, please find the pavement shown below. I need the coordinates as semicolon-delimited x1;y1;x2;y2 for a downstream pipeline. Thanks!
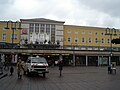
0;68;8;79
0;66;120;90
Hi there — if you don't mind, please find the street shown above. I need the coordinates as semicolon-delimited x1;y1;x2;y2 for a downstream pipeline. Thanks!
0;66;120;90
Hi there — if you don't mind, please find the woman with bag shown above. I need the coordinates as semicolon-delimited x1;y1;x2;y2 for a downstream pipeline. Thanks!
16;59;24;79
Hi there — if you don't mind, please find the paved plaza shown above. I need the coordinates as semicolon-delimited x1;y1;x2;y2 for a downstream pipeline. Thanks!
0;66;120;90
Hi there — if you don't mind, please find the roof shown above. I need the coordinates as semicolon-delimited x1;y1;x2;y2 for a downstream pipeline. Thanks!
64;25;106;29
20;18;65;23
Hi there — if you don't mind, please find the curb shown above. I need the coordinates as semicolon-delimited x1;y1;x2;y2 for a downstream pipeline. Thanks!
0;72;3;75
0;73;8;79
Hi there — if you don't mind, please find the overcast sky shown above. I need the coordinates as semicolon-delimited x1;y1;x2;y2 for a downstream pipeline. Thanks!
0;0;120;29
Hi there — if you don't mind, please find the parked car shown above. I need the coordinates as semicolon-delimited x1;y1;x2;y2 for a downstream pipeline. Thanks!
25;56;49;77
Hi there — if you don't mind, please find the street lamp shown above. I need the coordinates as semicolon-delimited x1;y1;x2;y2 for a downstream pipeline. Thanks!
5;21;22;64
5;21;22;48
105;28;117;67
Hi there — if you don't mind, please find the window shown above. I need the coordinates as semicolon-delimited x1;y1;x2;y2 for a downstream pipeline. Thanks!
46;24;50;34
14;34;17;40
40;24;45;33
75;38;78;42
107;38;110;44
101;32;104;35
29;24;34;33
95;38;98;43
95;32;98;35
68;37;71;42
75;31;78;34
51;24;55;29
82;32;85;34
82;37;85;43
11;34;17;40
88;38;92;43
51;24;55;35
35;24;39;33
2;34;6;40
88;32;92;35
101;38;104;43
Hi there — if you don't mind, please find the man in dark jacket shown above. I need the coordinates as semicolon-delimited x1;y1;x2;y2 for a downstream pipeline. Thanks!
58;59;63;76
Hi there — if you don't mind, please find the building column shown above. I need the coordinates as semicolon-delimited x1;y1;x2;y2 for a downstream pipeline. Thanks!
98;56;100;66
59;54;63;60
86;56;88;66
109;56;111;66
73;54;75;66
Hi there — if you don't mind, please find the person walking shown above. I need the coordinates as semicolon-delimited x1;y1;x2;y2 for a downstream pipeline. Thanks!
16;59;24;79
0;59;3;74
58;59;63;77
10;66;14;76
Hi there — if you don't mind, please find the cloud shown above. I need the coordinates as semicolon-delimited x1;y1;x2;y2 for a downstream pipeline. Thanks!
0;0;14;4
0;0;120;29
78;0;120;18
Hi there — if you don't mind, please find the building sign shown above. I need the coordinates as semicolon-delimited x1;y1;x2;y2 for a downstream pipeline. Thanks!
21;29;28;34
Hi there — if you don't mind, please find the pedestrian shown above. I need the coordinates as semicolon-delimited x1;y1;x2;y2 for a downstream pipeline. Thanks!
0;59;3;74
58;59;63;77
10;66;14;76
16;59;24;79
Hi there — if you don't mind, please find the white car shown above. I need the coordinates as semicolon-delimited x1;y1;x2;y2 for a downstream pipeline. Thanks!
25;56;49;77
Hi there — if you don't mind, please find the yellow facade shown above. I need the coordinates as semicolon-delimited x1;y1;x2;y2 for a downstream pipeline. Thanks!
64;25;120;48
0;21;21;44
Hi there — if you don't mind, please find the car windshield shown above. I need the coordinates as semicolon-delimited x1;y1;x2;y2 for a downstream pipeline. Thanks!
31;57;47;63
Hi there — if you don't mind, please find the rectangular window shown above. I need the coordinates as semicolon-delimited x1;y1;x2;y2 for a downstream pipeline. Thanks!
75;31;78;34
88;38;92;43
46;24;50;34
107;38;110;44
75;38;78;42
68;37;71;42
2;34;6;40
101;38;104;43
11;34;17;40
29;24;34;33
101;32;104;35
14;34;17;40
51;24;55;29
51;24;55;36
40;24;45;33
82;37;84;43
95;32;98;35
82;32;85;35
88;32;92;35
95;38;98;43
35;24;39;33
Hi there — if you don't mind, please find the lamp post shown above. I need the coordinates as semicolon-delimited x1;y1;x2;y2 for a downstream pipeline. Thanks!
105;28;117;67
5;21;22;64
71;43;75;66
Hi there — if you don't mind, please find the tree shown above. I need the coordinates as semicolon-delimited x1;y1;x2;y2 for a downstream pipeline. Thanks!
111;38;120;44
